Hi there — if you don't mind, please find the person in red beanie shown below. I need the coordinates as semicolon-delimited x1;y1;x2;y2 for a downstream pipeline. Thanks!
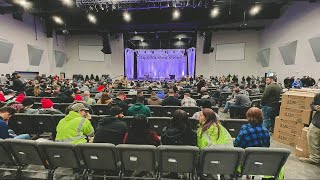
38;98;63;114
0;93;6;102
74;94;83;102
15;93;25;103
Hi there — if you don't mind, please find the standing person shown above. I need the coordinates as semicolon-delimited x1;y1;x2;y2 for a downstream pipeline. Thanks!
197;108;232;148
299;92;320;165
93;106;127;145
123;115;160;146
12;72;25;93
162;109;197;146
292;78;303;89
261;76;282;132
234;107;270;148
55;103;94;144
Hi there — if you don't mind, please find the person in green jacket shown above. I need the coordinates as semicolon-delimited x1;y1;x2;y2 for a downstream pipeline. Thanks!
197;108;232;148
127;97;151;117
55;103;94;144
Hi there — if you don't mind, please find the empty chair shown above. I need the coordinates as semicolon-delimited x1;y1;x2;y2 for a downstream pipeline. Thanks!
181;106;200;117
218;92;232;106
251;99;261;108
116;144;157;179
157;145;199;180
122;116;134;125
5;139;50;179
147;117;171;136
8;113;38;135
0;139;19;178
146;105;163;117
77;143;119;179
240;147;291;179
220;119;247;138
199;147;244;178
31;114;55;137
92;105;110;115
162;106;181;117
53;103;71;114
38;142;84;179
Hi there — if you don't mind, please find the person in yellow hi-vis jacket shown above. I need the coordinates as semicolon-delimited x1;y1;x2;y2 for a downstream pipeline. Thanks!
55;103;94;144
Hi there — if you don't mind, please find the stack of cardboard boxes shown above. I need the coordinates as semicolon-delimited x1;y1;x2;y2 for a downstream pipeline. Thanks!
273;90;315;157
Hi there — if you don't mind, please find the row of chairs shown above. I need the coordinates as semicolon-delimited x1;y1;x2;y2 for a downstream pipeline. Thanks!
8;113;247;138
0;139;291;180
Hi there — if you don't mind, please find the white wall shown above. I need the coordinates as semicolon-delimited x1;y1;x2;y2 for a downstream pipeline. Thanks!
260;1;320;82
196;31;262;78
0;13;65;75
63;34;124;78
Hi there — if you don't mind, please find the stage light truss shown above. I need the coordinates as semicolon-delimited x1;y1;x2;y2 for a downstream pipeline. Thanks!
76;0;214;10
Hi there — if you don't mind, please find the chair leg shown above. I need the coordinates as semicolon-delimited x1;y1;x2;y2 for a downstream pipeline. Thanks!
16;166;23;180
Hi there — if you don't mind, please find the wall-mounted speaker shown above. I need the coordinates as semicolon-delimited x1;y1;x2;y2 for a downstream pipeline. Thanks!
203;31;213;54
101;33;112;54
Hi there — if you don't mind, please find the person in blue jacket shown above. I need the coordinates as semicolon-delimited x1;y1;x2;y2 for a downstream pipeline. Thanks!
292;78;303;89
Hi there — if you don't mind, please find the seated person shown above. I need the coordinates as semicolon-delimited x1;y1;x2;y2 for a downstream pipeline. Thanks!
192;100;219;120
93;106;127;145
198;92;216;107
221;87;239;113
162;89;181;106
147;91;162;105
40;87;52;97
162;109;197;146
181;90;197;107
83;91;96;105
56;103;94;144
97;92;113;105
250;84;261;95
229;90;252;116
292;78;303;89
0;107;31;139
128;97;151;117
38;98;63;114
123;114;160;146
18;98;38;114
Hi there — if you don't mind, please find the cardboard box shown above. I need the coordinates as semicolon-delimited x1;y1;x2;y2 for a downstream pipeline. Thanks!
296;137;308;150
274;117;305;135
281;91;314;110
295;147;309;158
273;130;298;146
279;107;312;124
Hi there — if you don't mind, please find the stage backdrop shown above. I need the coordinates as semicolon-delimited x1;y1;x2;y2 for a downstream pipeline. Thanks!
125;48;195;80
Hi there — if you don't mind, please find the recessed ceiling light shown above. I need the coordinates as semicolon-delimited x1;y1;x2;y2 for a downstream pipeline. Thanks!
210;7;220;18
249;4;261;16
172;9;180;20
60;0;74;7
134;31;137;34
141;39;144;42
179;38;182;41
14;0;32;10
87;13;97;24
52;16;64;25
123;11;131;22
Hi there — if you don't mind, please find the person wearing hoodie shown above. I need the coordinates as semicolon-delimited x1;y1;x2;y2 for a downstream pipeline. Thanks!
162;109;197;146
57;90;75;103
38;98;63;114
198;92;216;107
18;98;38;114
12;72;25;93
56;103;94;144
148;91;162;105
127;97;151;117
93;105;127;145
161;89;181;106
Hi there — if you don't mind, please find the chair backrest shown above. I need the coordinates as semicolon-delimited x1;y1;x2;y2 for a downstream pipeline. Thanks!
53;103;71;114
9;113;39;135
181;106;200;117
162;106;181;117
33;103;42;109
116;144;157;172
31;114;55;134
121;116;134;125
147;117;171;136
157;145;199;174
77;143;118;171
249;95;262;101
199;147;244;176
219;92;232;101
220;119;247;138
52;114;65;128
241;147;291;177
92;105;110;115
146;105;163;117
251;99;261;108
211;106;219;114
5;139;47;167
0;139;16;165
38;142;81;169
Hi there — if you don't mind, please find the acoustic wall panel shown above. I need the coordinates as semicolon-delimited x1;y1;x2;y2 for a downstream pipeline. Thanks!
257;48;270;67
27;44;44;66
279;40;298;65
55;50;66;67
216;43;246;61
0;38;14;64
309;36;320;62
